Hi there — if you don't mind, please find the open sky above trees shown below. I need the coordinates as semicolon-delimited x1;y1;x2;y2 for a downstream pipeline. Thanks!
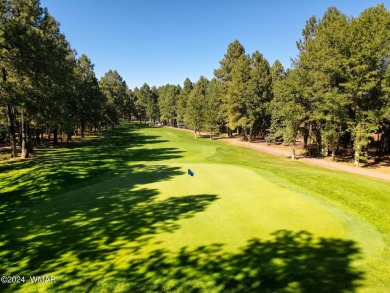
40;0;388;88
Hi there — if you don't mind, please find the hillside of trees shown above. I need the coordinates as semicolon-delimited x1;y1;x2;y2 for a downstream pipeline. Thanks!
1;1;389;166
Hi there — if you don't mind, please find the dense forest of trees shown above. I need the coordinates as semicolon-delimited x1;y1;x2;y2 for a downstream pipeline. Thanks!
1;1;389;166
0;0;125;158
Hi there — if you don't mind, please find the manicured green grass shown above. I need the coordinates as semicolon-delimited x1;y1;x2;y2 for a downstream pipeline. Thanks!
0;123;389;292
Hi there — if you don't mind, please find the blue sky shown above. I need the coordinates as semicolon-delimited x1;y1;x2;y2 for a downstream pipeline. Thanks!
40;0;388;89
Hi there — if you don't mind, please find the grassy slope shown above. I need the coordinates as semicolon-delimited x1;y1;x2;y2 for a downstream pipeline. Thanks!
144;127;390;291
0;123;389;292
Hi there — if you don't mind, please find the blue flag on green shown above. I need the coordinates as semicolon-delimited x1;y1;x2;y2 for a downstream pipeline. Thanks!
188;169;194;176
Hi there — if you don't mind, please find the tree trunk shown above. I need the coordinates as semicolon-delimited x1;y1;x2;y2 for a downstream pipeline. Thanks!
354;146;360;167
194;129;197;138
385;133;390;154
331;145;336;161
18;124;22;147
249;127;254;142
376;133;380;155
20;110;29;159
36;129;41;145
2;68;17;157
81;122;85;139
210;128;212;140
303;125;309;148
6;104;18;158
53;128;58;144
354;151;360;167
227;127;232;138
291;144;296;160
67;131;72;142
27;124;34;154
260;119;266;139
316;125;322;155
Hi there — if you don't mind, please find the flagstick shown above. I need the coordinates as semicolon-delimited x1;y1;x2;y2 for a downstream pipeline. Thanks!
186;173;189;202
186;169;194;203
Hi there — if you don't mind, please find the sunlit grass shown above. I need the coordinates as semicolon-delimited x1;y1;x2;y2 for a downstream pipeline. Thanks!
0;123;389;292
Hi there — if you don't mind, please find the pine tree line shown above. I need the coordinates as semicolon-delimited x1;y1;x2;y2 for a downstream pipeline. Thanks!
1;2;389;166
149;5;390;166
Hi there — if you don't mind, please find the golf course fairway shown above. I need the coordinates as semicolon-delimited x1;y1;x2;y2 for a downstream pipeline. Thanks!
0;123;389;292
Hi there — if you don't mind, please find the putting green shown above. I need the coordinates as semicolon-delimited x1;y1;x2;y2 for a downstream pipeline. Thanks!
121;163;383;257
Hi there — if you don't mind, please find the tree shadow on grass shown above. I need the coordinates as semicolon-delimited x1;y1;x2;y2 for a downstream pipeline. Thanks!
1;175;364;293
0;163;219;292
114;231;363;293
0;172;365;293
0;124;184;212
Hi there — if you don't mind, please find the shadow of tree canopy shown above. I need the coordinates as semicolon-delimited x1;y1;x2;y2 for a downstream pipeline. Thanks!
0;162;219;292
0;124;184;210
115;230;363;293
